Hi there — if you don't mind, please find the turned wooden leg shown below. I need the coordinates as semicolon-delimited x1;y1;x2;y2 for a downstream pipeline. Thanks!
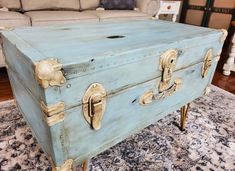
82;161;88;171
180;103;190;131
223;34;235;76
172;14;177;22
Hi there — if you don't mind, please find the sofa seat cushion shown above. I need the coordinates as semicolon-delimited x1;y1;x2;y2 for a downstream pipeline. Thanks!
21;0;80;11
83;10;151;21
25;11;99;26
80;0;100;10
0;0;21;10
0;11;30;28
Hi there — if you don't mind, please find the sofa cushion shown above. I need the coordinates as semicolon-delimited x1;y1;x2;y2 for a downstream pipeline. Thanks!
0;11;30;28
80;0;100;10
25;11;99;26
101;0;136;10
0;0;21;9
21;0;80;11
84;10;150;21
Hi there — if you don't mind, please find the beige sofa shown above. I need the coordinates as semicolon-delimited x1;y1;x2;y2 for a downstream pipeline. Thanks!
0;0;160;67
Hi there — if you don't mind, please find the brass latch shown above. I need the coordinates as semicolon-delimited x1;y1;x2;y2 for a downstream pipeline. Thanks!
83;83;106;130
202;49;213;78
159;49;178;92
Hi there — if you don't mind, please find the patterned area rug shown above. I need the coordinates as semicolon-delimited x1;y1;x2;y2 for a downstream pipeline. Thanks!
0;85;234;171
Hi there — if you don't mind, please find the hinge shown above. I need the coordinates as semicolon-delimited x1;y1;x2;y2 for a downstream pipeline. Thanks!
34;58;66;89
40;101;65;126
82;83;107;130
202;49;213;78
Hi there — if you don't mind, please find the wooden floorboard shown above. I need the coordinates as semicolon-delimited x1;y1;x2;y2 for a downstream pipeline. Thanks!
0;44;234;102
0;68;13;101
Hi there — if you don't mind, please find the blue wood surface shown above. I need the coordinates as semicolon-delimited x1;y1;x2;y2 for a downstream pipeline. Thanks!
63;59;218;165
1;20;223;107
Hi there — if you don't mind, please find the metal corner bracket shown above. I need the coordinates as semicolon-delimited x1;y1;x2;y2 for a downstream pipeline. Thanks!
40;101;65;126
219;29;228;43
34;58;66;89
204;86;211;96
52;159;73;171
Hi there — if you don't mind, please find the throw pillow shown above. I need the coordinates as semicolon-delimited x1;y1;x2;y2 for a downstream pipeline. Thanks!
101;0;136;10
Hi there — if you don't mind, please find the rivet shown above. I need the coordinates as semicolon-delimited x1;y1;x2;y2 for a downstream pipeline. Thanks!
66;84;71;88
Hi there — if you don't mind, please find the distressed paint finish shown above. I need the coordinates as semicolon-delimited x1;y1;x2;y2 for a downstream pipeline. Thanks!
64;60;218;164
1;20;225;168
1;20;223;108
7;70;66;166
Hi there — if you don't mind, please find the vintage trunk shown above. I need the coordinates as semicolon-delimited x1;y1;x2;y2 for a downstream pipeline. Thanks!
1;20;226;170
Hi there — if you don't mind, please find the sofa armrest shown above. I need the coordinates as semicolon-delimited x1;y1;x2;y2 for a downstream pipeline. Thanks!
136;0;160;16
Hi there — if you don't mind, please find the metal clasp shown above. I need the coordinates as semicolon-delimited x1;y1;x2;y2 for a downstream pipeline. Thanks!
159;49;178;92
83;83;106;130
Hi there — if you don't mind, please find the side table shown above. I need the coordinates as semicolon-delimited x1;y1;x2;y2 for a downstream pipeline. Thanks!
155;1;181;22
223;22;235;76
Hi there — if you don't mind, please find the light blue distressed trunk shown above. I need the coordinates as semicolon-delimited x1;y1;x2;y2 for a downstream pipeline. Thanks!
1;20;225;169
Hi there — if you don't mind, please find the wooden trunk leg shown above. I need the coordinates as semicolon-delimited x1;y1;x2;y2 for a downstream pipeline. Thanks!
180;103;190;131
82;160;88;171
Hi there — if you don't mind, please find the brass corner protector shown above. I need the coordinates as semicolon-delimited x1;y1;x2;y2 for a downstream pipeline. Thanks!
52;159;73;171
40;101;65;117
34;58;66;89
40;101;65;126
44;112;65;127
219;29;228;43
215;56;220;62
204;86;211;96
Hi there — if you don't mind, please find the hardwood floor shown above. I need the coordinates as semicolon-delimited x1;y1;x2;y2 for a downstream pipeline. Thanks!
0;68;13;101
0;46;234;102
